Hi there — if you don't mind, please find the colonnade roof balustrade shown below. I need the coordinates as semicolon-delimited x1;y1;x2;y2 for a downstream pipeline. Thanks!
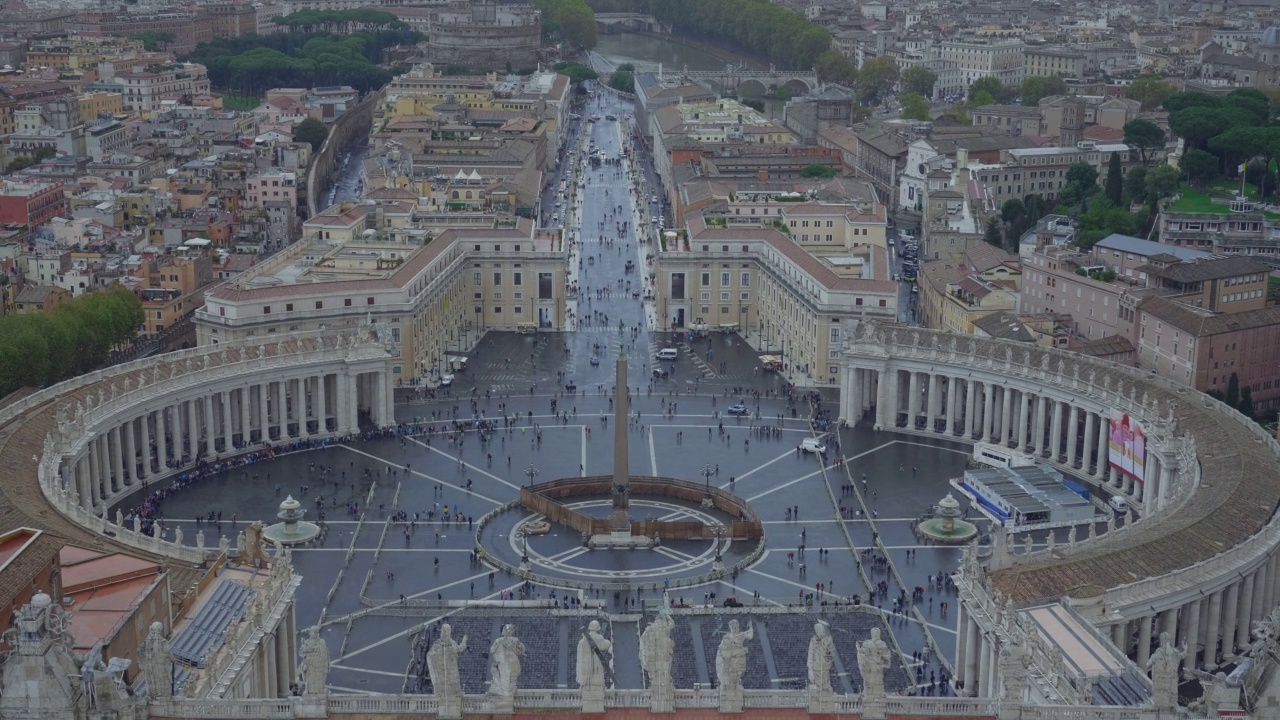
845;322;1280;607
0;330;383;609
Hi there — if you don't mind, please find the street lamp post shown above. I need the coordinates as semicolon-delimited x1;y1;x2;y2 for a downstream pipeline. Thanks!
700;464;714;508
525;464;539;488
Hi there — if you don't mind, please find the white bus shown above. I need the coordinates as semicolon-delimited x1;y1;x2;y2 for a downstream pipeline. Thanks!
972;442;1036;469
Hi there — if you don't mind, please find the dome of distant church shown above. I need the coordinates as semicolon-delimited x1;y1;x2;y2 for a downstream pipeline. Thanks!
1262;26;1280;47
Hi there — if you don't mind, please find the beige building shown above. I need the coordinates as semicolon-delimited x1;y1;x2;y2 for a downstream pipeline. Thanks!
195;217;567;383
919;244;1022;334
655;208;896;385
1024;48;1086;79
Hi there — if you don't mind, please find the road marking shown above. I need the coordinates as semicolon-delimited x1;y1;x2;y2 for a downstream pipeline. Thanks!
717;447;793;488
746;466;830;501
337;445;502;506
648;428;658;475
404;436;521;493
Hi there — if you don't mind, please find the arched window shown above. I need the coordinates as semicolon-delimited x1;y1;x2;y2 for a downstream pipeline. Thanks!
465;191;473;199
452;190;459;199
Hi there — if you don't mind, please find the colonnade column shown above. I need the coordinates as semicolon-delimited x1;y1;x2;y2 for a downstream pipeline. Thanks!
907;372;921;429
946;376;958;433
182;401;195;460
87;436;102;505
965;379;978;438
1000;389;1013;445
276;381;288;439
257;383;269;443
1048;399;1063;461
1205;590;1223;665
1237;575;1255;652
1223;583;1240;658
156;407;169;470
140;411;152;477
1016;391;1030;449
1184;599;1202;669
925;374;939;431
1094;413;1109;481
955;603;969;690
218;391;231;450
1066;406;1079;467
203;396;215;456
1137;615;1153;668
1030;394;1045;453
875;367;890;430
982;383;995;441
107;427;122;493
76;455;90;507
316;374;328;434
963;618;980;696
123;418;137;486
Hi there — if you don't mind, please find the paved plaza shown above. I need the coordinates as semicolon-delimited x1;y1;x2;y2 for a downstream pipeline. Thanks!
108;92;996;697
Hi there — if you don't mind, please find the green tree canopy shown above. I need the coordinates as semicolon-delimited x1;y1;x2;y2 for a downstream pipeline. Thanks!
856;57;899;105
1105;152;1123;206
608;70;634;94
814;50;856;85
1122;119;1165;165
1020;76;1066;106
553;61;598;84
648;0;832;69
1125;73;1175;109
294;116;329;151
968;76;1010;104
800;164;837;178
899;92;930;121
1179;149;1218;187
901;66;937;97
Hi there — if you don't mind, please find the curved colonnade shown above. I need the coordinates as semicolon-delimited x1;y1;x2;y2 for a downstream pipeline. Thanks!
840;323;1280;700
5;331;393;566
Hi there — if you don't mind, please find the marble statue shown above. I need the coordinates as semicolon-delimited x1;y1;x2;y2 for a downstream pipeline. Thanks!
219;535;230;557
1147;632;1183;711
1106;513;1116;534
1023;534;1034;555
1066;525;1076;548
139;621;173;699
236;530;246;557
639;611;674;709
488;623;525;699
196;530;205;558
716;619;753;712
173;526;183;547
427;623;467;717
1088;521;1097;541
716;619;753;691
115;510;123;527
133;515;141;534
857;627;891;705
808;622;836;694
301;626;329;697
575;619;611;691
998;637;1030;703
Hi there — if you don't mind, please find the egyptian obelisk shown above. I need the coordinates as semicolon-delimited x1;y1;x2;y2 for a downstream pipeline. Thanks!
611;354;631;535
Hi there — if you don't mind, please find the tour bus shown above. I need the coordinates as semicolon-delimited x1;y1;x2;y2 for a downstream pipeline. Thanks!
972;442;1036;469
516;322;537;335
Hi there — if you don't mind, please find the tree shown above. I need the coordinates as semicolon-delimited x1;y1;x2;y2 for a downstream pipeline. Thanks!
1125;73;1175;109
130;30;175;51
1145;165;1180;203
815;51;856;85
1075;199;1138;248
1239;386;1255;418
984;217;1003;248
1168;106;1236;150
968;76;1007;104
293;117;329;151
553;61;598;84
901;66;937;98
899;92;930;121
1123;166;1147;206
1105;152;1123;206
1020;76;1067;106
1226;372;1240;409
1224;88;1270;125
1180;149;1218;188
1062;161;1100;211
608;70;634;94
1163;90;1221;113
800;164;837;178
856;57;899;105
1123;119;1166;166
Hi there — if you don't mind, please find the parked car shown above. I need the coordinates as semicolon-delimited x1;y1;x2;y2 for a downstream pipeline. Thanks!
727;403;748;415
799;437;826;454
440;373;455;387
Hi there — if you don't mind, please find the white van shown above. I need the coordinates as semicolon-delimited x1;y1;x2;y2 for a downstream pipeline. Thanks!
655;348;678;361
1108;495;1128;514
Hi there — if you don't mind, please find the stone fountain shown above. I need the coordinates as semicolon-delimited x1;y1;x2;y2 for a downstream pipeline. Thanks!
262;495;320;546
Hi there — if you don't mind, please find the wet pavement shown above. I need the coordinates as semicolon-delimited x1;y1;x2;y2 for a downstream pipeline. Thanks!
113;91;1002;696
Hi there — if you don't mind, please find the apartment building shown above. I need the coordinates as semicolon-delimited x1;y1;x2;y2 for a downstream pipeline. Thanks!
934;37;1027;97
0;180;67;228
1158;207;1280;265
1024;48;1087;79
246;171;297;212
88;60;212;112
195;219;568;384
967;141;1139;207
1137;296;1280;411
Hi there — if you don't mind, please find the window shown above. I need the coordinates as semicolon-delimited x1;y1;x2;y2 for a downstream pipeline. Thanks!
701;291;710;301
671;273;686;299
740;292;749;300
513;272;522;286
263;306;271;314
493;291;503;299
721;306;730;314
721;272;730;286
344;298;352;307
539;273;554;299
286;303;293;312
315;301;323;310
473;272;482;286
720;291;730;301
702;272;710;285
701;306;710;314
741;272;750;287
493;272;502;286
367;297;375;305
493;306;502;313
